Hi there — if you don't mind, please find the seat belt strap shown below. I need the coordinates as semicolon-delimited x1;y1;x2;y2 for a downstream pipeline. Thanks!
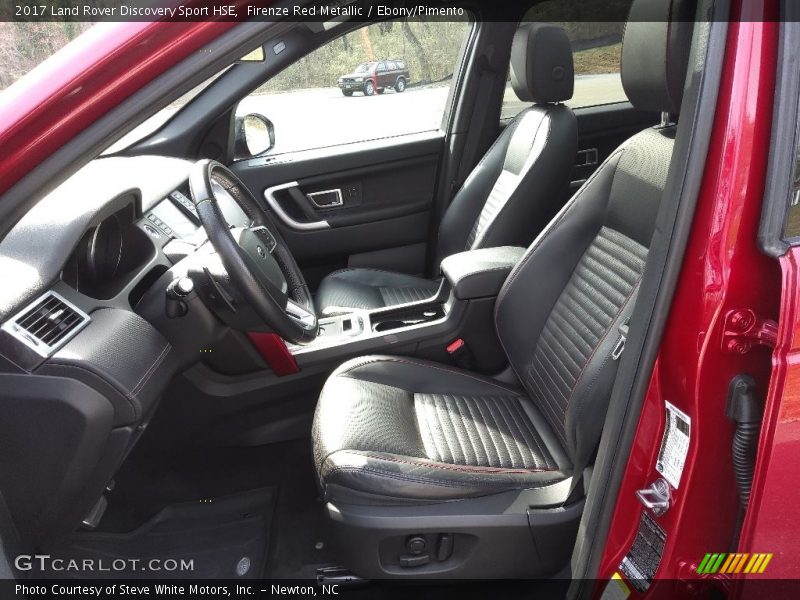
449;53;502;202
566;306;638;500
568;440;598;501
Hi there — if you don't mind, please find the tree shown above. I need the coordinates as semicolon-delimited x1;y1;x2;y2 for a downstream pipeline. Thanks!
402;21;431;82
359;28;374;62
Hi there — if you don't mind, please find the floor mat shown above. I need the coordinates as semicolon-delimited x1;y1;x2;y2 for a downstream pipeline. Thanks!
97;439;336;579
42;487;276;579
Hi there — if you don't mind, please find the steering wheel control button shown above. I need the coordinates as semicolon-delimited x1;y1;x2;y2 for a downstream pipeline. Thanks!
170;190;199;221
252;226;278;253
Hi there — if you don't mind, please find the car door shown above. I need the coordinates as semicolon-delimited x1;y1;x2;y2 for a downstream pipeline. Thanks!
375;61;388;89
230;18;473;290
385;61;397;88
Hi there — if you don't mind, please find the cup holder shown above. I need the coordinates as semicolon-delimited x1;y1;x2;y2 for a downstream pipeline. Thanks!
374;320;406;332
371;303;445;333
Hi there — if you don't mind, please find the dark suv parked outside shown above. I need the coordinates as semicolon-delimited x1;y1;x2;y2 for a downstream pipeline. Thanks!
338;59;409;96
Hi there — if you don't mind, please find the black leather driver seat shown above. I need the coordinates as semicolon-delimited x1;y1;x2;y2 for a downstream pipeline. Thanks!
312;0;695;579
315;23;578;315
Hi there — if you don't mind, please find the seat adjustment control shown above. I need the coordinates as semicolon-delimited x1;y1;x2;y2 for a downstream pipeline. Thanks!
399;554;430;568
436;533;453;561
406;535;426;555
400;535;430;568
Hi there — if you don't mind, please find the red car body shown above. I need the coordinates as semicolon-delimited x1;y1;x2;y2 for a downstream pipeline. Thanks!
598;5;795;594
0;0;796;595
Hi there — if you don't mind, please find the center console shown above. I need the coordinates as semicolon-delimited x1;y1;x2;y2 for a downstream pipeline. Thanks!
288;246;526;373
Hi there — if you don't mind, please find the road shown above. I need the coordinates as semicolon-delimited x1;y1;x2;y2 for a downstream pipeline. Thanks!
110;73;624;156
237;73;625;155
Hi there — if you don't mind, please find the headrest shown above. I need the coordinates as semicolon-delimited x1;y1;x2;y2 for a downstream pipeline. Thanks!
510;23;574;104
621;0;696;114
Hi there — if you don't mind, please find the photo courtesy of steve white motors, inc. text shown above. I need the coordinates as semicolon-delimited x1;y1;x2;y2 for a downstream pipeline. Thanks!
15;583;342;597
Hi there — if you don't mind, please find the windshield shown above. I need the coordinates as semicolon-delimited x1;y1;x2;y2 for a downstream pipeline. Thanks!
354;63;371;73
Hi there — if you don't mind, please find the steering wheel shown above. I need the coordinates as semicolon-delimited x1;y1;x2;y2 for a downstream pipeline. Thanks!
189;159;318;345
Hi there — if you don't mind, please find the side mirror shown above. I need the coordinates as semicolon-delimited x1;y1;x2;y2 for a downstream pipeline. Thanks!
234;113;275;160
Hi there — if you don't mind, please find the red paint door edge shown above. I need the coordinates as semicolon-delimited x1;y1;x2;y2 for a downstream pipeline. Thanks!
595;5;781;597
736;248;800;582
0;20;237;194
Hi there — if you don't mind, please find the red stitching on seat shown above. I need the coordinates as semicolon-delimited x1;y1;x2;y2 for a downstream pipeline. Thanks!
354;452;555;474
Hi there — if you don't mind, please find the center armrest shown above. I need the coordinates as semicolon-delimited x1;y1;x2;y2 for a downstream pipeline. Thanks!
441;246;526;300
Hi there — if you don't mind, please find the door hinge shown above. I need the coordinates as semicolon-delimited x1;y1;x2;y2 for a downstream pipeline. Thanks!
721;309;778;355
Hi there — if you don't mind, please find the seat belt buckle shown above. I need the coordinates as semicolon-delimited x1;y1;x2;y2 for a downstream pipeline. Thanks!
611;320;630;361
446;338;475;370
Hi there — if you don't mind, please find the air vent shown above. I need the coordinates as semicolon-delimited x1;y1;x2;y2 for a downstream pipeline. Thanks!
2;291;90;356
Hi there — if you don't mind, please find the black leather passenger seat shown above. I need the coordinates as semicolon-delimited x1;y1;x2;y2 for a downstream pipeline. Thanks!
315;23;578;315
311;0;697;579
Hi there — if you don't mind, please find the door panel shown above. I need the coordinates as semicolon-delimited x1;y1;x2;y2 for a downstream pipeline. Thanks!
497;102;659;224
231;131;443;288
569;102;660;193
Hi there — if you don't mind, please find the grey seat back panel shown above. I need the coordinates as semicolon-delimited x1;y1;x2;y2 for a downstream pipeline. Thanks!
466;107;555;250
495;126;674;460
436;104;577;264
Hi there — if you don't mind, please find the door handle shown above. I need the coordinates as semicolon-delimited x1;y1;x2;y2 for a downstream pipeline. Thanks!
307;188;344;208
287;186;325;221
263;182;330;231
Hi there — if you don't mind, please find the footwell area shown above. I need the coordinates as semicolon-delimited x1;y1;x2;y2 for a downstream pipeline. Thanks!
42;488;276;579
41;439;335;579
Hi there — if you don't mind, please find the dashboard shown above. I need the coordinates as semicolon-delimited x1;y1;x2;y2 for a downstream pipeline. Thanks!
0;155;232;544
0;155;251;319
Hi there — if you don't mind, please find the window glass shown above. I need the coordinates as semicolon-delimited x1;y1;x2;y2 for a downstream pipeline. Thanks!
103;68;231;155
501;2;632;120
237;18;471;156
785;118;800;240
0;22;94;91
